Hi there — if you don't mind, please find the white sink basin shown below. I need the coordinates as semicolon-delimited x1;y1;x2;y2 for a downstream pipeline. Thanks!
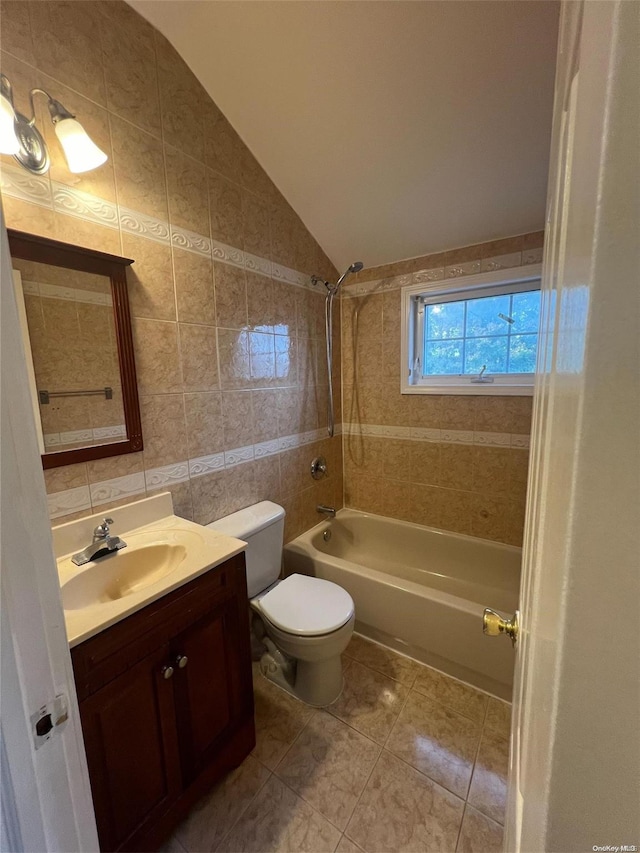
54;500;247;647
61;542;187;610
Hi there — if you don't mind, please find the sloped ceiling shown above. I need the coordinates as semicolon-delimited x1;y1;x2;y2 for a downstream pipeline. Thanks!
130;0;559;270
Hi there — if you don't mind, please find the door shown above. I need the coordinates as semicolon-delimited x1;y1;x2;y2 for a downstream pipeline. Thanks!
502;2;640;851
78;645;181;852
1;211;99;852
171;598;253;783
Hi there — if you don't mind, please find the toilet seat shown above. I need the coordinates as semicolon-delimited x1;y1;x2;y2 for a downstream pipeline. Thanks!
258;573;354;637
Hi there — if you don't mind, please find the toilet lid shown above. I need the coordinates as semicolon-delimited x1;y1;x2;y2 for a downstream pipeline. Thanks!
259;574;354;637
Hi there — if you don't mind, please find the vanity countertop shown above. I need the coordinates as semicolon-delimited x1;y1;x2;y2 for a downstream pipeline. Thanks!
53;494;246;647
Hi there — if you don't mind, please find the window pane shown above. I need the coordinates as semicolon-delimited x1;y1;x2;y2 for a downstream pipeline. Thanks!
508;334;538;373
464;336;508;374
425;301;465;340
511;290;541;333
465;294;511;337
424;339;463;375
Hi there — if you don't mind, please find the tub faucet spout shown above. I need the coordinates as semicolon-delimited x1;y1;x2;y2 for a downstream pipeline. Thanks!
317;504;336;519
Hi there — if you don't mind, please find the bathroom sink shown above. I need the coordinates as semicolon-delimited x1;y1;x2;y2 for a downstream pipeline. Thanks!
61;542;187;610
54;497;248;647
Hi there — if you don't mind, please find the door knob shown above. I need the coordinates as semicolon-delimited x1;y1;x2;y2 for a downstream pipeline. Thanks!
161;665;174;680
483;608;520;647
175;654;188;669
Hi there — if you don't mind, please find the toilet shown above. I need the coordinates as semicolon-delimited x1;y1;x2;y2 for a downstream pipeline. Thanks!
208;501;354;706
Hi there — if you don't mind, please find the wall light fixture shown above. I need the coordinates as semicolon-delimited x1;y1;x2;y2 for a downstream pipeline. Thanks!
0;74;107;175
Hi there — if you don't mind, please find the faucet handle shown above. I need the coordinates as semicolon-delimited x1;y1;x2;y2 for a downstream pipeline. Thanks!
93;517;114;539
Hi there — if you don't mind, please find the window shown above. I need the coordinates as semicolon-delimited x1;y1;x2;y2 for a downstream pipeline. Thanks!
401;266;542;395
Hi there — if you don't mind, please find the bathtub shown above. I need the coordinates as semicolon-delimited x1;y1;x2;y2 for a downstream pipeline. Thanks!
283;509;521;699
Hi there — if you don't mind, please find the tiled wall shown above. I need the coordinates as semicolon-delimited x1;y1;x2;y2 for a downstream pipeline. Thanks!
340;233;544;546
0;0;342;542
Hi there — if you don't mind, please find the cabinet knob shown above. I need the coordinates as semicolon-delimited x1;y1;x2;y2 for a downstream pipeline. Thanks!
175;654;188;669
161;665;174;680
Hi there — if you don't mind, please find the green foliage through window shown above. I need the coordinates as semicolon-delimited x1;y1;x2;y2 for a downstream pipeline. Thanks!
422;289;540;377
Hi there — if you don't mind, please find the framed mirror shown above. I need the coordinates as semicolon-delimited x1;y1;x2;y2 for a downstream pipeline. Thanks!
8;229;143;470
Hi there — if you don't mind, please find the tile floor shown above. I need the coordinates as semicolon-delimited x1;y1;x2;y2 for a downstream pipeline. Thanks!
161;634;511;853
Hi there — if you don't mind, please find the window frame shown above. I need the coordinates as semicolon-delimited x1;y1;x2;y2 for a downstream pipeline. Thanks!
401;264;542;396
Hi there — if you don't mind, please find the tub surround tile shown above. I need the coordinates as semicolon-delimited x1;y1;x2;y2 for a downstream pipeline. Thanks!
467;730;510;825
386;693;481;798
179;324;220;392
217;774;341;853
173;249;216;326
140;394;188;469
345;750;464;853
412;666;488;724
111;115;168;223
344;635;421;686
343;236;540;547
328;660;409;744
155;31;206;163
30;1;106;107
457;806;504;853
124;234;176;321
275;710;380;831
133;318;183;395
5;0;343;540
174;755;270;853
165;144;210;237
100;9;161;138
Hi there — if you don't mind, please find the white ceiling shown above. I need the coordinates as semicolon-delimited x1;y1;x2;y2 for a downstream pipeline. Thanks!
131;1;559;270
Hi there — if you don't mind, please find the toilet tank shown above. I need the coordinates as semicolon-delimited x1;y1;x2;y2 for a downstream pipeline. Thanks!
207;501;285;598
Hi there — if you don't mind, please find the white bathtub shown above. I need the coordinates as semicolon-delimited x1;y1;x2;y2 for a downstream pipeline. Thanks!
283;509;521;699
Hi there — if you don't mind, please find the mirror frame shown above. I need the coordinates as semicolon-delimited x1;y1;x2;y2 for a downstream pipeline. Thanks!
8;229;143;470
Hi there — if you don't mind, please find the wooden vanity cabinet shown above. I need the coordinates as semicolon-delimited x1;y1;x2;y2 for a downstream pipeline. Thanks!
71;553;255;853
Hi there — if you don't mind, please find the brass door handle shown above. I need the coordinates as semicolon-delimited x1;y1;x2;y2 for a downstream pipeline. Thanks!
483;608;520;647
175;654;188;669
161;665;174;680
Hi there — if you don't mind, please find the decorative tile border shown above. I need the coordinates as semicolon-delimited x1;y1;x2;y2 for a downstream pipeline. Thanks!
119;205;171;244
343;421;529;449
2;163;543;300
171;224;211;257
26;280;113;306
0;166;53;208
90;472;146;507
1;162;325;290
446;259;482;278
44;424;125;449
47;485;91;519
342;249;542;298
47;423;342;519
52;181;119;229
523;247;543;265
144;461;190;489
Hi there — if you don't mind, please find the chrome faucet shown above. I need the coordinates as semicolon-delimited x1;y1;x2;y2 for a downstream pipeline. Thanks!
71;517;127;566
316;504;336;519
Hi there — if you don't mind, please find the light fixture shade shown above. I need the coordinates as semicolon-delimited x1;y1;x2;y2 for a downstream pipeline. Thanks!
54;117;107;173
0;91;19;155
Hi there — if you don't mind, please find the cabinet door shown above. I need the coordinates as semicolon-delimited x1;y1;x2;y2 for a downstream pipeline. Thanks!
171;597;252;782
78;644;181;852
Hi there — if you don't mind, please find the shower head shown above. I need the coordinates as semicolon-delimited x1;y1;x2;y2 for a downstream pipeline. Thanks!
310;261;365;294
335;261;364;292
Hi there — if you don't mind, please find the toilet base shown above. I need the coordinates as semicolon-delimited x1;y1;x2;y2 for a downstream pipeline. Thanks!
259;648;344;707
